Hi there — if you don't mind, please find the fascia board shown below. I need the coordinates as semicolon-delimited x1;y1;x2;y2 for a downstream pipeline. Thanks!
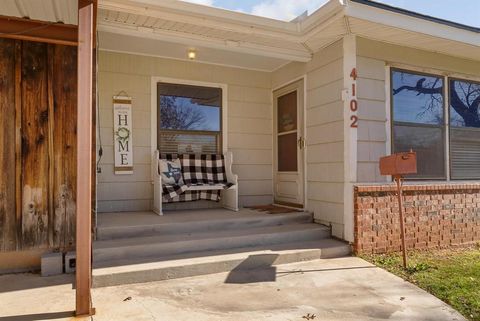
345;1;480;46
300;0;346;32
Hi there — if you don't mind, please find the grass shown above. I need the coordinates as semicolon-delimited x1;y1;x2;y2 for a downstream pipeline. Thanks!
361;246;480;321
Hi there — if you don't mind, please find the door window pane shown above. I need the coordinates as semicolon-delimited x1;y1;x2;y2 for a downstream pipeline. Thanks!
393;125;445;179
278;133;297;172
277;91;297;133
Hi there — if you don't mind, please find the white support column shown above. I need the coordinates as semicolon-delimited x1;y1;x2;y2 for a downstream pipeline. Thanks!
342;34;357;242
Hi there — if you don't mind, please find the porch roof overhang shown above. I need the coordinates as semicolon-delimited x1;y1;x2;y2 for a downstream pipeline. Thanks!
95;0;480;71
1;0;479;69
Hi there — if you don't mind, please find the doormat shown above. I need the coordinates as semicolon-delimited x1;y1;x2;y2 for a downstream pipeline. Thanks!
247;204;302;214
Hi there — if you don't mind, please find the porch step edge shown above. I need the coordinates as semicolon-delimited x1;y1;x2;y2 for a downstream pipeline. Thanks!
96;212;313;241
92;239;351;288
93;224;330;263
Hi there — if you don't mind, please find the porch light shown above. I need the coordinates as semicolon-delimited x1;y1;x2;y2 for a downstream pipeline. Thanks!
187;48;197;60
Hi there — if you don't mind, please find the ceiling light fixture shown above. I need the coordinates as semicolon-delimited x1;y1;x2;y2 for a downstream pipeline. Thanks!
187;48;197;60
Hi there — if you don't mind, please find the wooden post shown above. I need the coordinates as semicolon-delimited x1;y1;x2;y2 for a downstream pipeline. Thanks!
75;1;94;317
394;175;408;269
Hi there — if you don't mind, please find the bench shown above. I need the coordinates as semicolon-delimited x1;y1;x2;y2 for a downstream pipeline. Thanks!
152;151;239;215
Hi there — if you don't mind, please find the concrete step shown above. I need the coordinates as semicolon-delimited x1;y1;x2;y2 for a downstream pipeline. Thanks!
93;223;330;263
92;238;351;287
96;212;313;241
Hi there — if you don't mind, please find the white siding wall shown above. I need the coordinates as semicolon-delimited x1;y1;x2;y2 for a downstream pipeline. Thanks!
305;41;345;237
356;54;387;183
356;37;480;183
272;40;345;237
97;51;273;212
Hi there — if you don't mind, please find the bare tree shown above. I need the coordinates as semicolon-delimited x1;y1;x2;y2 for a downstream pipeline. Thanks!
393;77;480;127
160;96;207;130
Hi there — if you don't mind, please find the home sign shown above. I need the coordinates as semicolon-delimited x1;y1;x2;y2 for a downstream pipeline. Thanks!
113;96;133;175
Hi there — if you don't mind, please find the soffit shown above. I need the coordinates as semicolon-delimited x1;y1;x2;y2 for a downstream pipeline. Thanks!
348;17;480;63
0;0;78;25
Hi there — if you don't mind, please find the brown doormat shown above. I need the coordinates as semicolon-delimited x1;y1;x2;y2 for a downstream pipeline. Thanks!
247;204;302;214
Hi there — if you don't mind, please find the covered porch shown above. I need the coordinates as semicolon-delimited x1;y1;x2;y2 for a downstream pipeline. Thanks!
92;1;353;283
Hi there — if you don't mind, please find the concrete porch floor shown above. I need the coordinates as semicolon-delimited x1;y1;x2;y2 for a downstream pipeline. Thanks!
0;257;465;321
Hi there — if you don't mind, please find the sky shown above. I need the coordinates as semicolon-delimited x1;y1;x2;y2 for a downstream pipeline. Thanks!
182;0;480;27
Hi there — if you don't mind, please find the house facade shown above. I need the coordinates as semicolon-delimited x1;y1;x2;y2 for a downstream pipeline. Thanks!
1;0;480;272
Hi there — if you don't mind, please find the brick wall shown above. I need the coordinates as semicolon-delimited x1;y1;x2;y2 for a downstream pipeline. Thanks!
354;183;480;254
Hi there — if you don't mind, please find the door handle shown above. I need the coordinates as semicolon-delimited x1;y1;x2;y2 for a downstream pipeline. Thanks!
298;137;305;150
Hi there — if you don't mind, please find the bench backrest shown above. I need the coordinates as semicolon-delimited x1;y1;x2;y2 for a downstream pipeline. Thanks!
159;153;228;185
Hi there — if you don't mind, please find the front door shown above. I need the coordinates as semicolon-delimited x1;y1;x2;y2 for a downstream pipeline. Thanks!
273;80;305;208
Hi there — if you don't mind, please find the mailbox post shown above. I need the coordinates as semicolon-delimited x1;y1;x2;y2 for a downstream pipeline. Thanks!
379;151;417;268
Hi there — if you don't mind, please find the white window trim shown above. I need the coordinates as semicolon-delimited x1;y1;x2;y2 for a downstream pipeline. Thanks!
385;62;480;182
150;76;228;156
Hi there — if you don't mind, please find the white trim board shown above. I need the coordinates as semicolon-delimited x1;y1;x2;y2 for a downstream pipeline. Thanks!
342;34;357;242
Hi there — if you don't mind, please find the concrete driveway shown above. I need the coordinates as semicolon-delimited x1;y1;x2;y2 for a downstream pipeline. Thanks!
0;257;465;321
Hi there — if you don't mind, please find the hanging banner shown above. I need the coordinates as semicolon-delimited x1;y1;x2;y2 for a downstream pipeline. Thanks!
113;96;133;175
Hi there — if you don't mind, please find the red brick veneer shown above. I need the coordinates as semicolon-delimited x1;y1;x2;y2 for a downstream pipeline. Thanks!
354;183;480;253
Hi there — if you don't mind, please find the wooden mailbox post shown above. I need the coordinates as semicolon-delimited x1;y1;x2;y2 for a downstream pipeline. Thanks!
379;151;417;268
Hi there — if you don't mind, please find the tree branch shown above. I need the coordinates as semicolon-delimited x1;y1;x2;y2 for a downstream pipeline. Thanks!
393;78;443;95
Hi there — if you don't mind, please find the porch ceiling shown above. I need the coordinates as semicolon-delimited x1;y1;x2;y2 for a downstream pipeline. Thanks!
96;0;348;71
96;0;480;72
0;0;78;25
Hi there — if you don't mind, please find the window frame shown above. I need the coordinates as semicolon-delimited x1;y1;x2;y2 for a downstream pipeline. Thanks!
389;67;448;180
448;76;480;180
157;83;223;154
150;77;228;157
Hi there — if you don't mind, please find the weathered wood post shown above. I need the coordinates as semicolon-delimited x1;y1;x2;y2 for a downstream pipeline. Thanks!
379;151;417;269
76;0;96;316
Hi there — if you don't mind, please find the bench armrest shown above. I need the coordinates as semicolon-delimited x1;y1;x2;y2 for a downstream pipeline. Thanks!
224;151;238;185
152;150;163;214
152;150;160;182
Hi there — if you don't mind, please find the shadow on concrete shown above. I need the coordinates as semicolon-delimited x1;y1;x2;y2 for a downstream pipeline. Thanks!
0;273;73;294
224;254;278;284
276;265;377;278
0;311;74;321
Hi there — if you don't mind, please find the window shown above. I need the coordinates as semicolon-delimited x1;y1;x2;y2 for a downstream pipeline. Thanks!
391;69;446;179
157;82;222;154
449;79;480;179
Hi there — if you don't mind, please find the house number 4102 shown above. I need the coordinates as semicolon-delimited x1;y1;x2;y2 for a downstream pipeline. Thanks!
350;68;358;128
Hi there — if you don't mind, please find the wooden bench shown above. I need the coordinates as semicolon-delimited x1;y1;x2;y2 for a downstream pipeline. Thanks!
152;151;239;215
